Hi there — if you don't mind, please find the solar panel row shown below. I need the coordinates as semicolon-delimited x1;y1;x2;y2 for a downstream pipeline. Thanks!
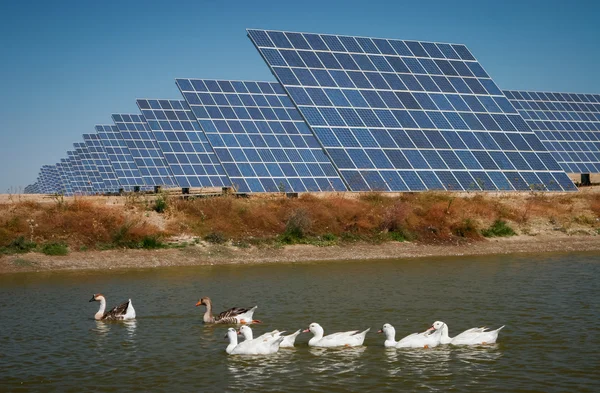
248;29;577;192
29;29;592;195
505;90;600;175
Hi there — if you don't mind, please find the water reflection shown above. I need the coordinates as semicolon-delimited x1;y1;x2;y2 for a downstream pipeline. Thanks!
92;320;110;335
383;346;452;378
307;346;367;376
226;350;296;390
124;319;137;340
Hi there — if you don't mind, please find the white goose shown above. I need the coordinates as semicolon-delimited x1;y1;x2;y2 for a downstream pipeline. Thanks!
378;323;442;348
225;327;283;355
431;321;505;345
239;325;302;348
89;293;136;321
304;323;370;348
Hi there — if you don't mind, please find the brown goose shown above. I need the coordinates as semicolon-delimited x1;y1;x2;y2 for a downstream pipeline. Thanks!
195;296;259;324
89;293;136;321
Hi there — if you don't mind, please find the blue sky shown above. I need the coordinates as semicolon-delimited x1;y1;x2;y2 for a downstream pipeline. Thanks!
0;0;598;192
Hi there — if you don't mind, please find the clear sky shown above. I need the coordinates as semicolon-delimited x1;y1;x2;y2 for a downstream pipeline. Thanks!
1;0;598;192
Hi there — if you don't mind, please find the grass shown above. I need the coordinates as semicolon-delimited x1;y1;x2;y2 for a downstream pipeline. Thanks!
481;220;517;238
41;242;69;256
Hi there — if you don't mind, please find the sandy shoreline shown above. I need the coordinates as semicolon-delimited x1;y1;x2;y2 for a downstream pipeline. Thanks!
1;234;599;274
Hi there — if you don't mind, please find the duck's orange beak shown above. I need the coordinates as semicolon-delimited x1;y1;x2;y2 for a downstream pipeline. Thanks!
195;300;202;307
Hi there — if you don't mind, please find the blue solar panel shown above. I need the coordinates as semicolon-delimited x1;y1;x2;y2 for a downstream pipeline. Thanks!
248;29;575;192
505;90;600;175
83;133;121;193
54;161;73;195
67;150;94;194
112;114;178;188
39;165;62;194
95;124;146;191
58;158;75;195
136;99;230;188
176;79;347;193
74;142;105;193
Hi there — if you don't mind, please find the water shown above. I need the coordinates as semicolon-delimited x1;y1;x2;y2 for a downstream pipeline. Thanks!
1;252;599;392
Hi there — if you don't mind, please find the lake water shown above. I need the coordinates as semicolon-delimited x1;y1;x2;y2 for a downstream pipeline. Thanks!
1;252;599;392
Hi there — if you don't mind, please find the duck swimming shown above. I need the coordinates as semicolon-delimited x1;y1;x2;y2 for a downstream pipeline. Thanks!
89;293;136;321
195;296;260;324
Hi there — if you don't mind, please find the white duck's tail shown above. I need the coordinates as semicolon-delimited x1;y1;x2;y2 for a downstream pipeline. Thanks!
239;305;260;324
124;299;136;320
280;329;302;348
355;328;370;345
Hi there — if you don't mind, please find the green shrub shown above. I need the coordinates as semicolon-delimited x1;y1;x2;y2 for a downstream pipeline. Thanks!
41;242;69;256
152;196;168;213
282;208;312;242
141;236;165;249
204;232;227;244
452;218;481;239
482;219;516;238
1;236;37;254
388;231;407;242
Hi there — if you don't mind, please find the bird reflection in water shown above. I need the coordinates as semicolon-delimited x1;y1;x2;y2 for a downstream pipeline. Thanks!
124;319;137;340
385;346;452;377
307;346;367;376
226;351;295;390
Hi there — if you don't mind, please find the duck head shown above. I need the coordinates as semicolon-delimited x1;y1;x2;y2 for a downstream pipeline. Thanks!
303;322;323;335
89;293;105;302
238;325;253;340
195;296;211;307
378;323;395;335
426;321;445;334
225;327;237;340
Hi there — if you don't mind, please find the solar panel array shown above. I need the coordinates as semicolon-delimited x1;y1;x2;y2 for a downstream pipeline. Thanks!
176;79;347;193
74;142;105;193
28;29;594;195
504;90;600;174
67;150;93;194
137;99;229;188
96;124;146;191
112;114;177;188
83;133;122;192
248;29;577;192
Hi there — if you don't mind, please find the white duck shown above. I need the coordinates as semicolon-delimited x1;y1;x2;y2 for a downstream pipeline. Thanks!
431;321;505;345
239;325;302;348
89;293;136;321
225;327;283;355
303;323;370;348
378;323;442;349
195;296;259;324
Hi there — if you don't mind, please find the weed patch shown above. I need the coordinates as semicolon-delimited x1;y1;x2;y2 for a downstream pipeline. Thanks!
41;242;69;256
481;220;516;238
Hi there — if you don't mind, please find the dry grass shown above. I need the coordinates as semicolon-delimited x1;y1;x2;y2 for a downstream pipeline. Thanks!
2;190;600;253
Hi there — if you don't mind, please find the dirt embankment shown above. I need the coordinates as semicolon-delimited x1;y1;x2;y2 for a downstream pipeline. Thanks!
1;234;599;274
2;188;600;274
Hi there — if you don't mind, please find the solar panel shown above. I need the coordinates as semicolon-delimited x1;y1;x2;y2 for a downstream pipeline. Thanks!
75;142;105;193
58;158;75;195
112;113;178;188
55;161;73;195
504;90;600;175
39;165;58;194
67;150;94;194
83;133;122;193
136;99;229;188
248;29;576;192
95;124;146;191
176;78;347;193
